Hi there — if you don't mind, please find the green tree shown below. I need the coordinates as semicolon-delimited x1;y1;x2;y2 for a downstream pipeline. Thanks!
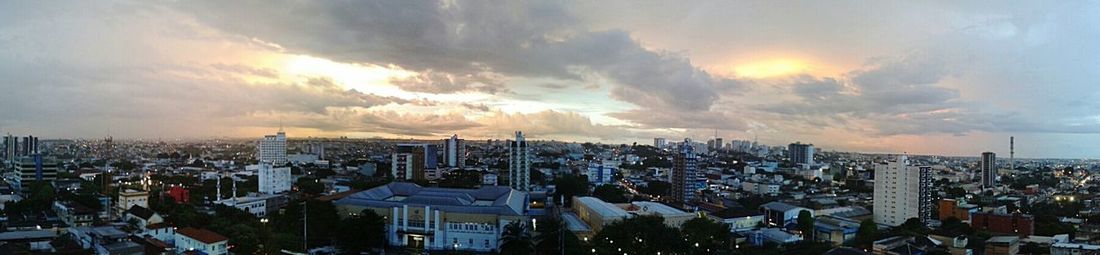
681;217;733;253
500;221;534;255
592;215;685;254
552;174;589;207
335;210;386;253
592;184;628;203
297;177;325;195
852;219;878;248
796;210;814;238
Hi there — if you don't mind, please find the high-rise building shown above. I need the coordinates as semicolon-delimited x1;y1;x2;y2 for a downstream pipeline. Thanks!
508;131;530;191
392;144;439;182
873;155;933;226
654;138;668;149
3;134;15;165
258;163;291;194
981;152;996;189
21;135;38;156
670;139;698;205
788;142;815;166
258;130;287;165
443;134;465;168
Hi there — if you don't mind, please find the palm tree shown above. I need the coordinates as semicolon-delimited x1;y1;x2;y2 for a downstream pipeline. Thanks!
534;217;563;255
499;221;534;255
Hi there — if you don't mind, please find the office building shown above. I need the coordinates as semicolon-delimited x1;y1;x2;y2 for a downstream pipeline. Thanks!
443;134;465;168
873;156;933;226
257;163;291;194
761;202;813;228
670;139;698;205
333;182;529;252
257;130;287;165
654;138;668;149
587;161;615;185
392;144;439;182
508;131;530;191
13;155;58;192
788;142;815;166
981;152;996;189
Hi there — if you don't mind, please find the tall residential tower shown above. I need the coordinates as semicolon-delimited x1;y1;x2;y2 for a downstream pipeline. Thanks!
443;134;465;168
258;130;287;165
981;152;996;189
670;139;698;205
873;155;933;226
508;131;530;191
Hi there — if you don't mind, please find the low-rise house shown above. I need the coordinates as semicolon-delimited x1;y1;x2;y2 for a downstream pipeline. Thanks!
174;227;228;255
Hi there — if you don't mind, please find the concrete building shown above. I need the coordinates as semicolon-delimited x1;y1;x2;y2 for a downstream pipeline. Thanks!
214;193;285;218
508;131;530;191
257;130;287;165
117;189;149;217
938;199;980;222
257;163;291;194
761;202;813;228
333;183;529;253
174;228;228;255
392;143;439;182
587;161;615;185
70;226;143;255
670;139;698;205
444;134;466;168
971;212;1034;236
986;236;1020;255
12;155;58;193
573;196;630;232
624;201;695;228
814;215;861;245
873;155;933;226
1051;242;1100;255
654;138;668;149
981;152;997;189
788;142;815;166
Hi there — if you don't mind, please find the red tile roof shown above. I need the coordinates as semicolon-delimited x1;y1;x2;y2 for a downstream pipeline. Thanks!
176;227;227;244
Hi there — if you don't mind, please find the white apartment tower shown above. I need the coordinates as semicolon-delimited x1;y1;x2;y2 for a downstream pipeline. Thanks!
980;152;996;189
258;163;292;194
508;131;530;191
873;155;933;226
258;130;287;165
443;134;465;168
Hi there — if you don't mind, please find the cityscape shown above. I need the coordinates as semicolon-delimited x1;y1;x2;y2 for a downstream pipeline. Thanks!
2;1;1100;255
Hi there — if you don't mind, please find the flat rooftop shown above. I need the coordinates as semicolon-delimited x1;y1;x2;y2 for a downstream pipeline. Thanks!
575;197;629;218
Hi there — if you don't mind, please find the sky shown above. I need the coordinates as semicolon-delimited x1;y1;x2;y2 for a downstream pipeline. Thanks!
2;1;1100;158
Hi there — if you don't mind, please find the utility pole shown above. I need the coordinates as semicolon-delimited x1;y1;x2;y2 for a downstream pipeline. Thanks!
303;201;308;253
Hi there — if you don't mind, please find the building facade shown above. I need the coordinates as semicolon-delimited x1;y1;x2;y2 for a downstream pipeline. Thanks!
873;156;933;226
174;228;228;255
257;130;287;165
334;183;529;253
392;144;439;181
444;134;466;168
788;142;815;166
13;155;57;192
587;161;615;185
508;131;530;191
258;163;291;194
670;139;698;205
981;152;996;189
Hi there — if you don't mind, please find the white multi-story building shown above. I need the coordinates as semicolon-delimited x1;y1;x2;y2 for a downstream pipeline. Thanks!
788;142;815;166
873;155;933;226
654;138;668;149
116;189;148;216
980;152;996;189
587;161;615;185
174;227;228;255
443;134;465;168
508;131;530;191
334;183;529;253
257;130;287;165
257;163;291;194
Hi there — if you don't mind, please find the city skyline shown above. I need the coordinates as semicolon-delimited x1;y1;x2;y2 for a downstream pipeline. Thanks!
4;1;1100;158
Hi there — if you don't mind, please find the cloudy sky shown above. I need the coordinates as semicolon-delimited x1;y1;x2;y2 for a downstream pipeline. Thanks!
2;1;1100;158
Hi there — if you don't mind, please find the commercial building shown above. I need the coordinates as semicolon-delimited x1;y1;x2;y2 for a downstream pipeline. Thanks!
873;155;933;226
13;155;58;192
333;183;529;253
587;161;615;185
213;193;285;218
761;202;813;228
624;201;695;228
981;152;997;189
174;228;228;255
814;215;861;245
573;196;630;232
444;134;466;168
1051;242;1100;255
971;212;1034;236
257;163;291;194
788;142;814;166
508;131;530;191
938;199;980;222
257;130;287;165
670;139;698;205
117;189;149;217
